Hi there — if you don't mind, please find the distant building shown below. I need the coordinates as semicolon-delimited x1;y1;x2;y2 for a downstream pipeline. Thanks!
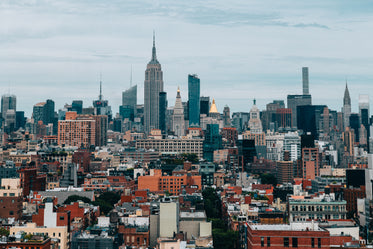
172;88;185;137
144;34;164;134
188;74;200;127
343;83;351;129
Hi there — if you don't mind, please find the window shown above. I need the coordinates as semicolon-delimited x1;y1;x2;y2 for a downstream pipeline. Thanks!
9;193;15;197
267;237;270;247
318;238;321;248
311;238;315;248
60;216;65;220
284;237;289;247
292;238;298;248
261;237;264;247
9;211;13;215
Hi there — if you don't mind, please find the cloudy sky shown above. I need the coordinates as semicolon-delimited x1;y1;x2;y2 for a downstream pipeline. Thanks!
1;0;373;117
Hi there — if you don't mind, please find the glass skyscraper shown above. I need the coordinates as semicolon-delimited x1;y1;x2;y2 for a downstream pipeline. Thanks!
188;74;200;127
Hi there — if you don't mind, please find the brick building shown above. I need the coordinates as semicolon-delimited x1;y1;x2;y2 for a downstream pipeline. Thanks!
138;169;201;195
245;222;330;249
0;178;23;220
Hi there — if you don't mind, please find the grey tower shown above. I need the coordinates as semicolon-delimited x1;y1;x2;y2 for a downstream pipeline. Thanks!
144;33;164;134
343;82;351;129
302;67;309;95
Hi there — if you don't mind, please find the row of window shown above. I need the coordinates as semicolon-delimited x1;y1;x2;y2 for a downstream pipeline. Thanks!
291;205;345;212
260;237;322;248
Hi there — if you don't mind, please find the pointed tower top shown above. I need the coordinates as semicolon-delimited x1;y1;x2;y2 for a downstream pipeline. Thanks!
253;98;256;105
176;86;181;98
209;98;218;113
150;31;159;64
343;80;351;106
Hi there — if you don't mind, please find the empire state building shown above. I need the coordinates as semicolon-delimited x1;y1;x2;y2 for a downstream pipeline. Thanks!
144;34;164;134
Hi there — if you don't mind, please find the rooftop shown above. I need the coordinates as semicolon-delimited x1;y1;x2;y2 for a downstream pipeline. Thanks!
251;222;324;232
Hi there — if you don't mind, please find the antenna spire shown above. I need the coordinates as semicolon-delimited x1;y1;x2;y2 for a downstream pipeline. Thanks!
99;73;103;101
151;31;158;62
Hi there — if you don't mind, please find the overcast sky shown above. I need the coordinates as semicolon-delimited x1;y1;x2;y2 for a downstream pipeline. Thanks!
1;0;373;117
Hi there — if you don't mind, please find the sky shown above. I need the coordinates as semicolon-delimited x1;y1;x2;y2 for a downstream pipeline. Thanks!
1;0;373;117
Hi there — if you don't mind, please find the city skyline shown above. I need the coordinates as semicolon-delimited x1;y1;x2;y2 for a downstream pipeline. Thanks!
1;0;373;116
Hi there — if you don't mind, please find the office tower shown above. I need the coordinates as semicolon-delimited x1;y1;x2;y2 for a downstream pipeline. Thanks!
343;83;351;129
302;67;309;95
71;100;83;114
144;33;164;134
172;88;185;137
359;94;369;129
15;111;25;130
223;105;231;127
343;127;355;156
159;92;167;134
263;100;285;131
188;74;200;127
122;85;137;121
93;80;112;120
275;108;292;128
1;94;16;132
302;147;319;180
33;99;55;125
297;105;326;140
287;68;312;127
200;96;210;116
287;95;312;128
283;132;301;161
231;112;250;133
1;94;16;116
349;113;360;143
203;124;222;161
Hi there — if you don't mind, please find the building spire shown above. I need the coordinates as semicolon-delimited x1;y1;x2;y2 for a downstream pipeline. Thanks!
99;73;103;101
150;31;158;63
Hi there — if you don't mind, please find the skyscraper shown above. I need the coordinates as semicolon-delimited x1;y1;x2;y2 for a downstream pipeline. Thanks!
1;94;16;132
93;80;112;120
144;33;164;134
122;85;137;109
287;67;312;127
343;83;351;129
172;88;185;137
302;67;309;95
159;92;167;134
1;94;16;116
359;94;369;127
188;74;200;127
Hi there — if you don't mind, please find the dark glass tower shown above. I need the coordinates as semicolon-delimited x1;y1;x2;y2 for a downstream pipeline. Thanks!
188;74;200;127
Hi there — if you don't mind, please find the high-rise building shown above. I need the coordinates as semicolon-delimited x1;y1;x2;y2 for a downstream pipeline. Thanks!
359;94;369;130
349;113;360;143
223;106;231;127
297;105;326;140
1;94;16;132
159;92;167;134
71;100;83;114
1;94;16;116
343;83;351;129
287;95;312;128
302;67;309;95
144;33;164;134
172;88;185;137
188;74;200;127
93;80;112;120
287;68;312;127
200;96;210;116
121;85;137;122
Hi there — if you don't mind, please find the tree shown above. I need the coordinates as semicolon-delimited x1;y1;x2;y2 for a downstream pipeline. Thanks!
63;195;92;205
260;173;277;186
